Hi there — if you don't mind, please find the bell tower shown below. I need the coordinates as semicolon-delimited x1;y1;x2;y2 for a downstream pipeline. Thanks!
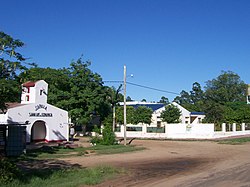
21;80;48;104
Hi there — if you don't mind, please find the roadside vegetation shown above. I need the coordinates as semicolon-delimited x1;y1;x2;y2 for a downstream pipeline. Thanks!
0;162;121;187
0;142;143;186
21;144;144;160
217;137;250;145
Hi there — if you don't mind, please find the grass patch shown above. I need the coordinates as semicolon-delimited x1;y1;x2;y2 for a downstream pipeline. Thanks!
1;166;120;187
1;143;140;186
91;144;145;155
21;144;145;160
217;137;250;145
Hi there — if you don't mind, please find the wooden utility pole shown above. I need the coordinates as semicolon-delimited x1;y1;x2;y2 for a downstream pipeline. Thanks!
123;65;127;145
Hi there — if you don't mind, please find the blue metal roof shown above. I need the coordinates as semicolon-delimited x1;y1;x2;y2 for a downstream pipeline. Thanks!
190;111;205;115
129;104;165;111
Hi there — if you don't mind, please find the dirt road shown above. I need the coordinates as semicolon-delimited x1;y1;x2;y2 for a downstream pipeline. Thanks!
60;139;250;187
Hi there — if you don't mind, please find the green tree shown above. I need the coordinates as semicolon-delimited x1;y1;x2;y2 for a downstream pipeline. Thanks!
0;31;29;112
63;57;111;127
204;71;247;103
160;104;181;123
174;82;204;112
190;82;204;104
134;106;153;124
174;90;192;107
224;102;250;124
158;96;169;104
202;102;225;125
20;57;114;129
126;96;132;101
172;71;248;125
116;106;136;124
203;71;247;125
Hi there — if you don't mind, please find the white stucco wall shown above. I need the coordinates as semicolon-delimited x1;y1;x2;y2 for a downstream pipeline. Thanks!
0;114;8;123
4;103;69;142
165;123;214;139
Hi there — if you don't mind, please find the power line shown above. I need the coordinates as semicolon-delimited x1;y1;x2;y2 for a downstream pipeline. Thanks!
103;80;180;95
103;80;123;83
127;81;180;95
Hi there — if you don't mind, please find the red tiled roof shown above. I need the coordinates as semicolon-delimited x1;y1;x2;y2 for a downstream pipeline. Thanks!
22;81;36;87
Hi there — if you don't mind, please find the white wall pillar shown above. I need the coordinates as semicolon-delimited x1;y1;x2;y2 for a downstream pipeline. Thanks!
143;124;147;134
232;123;236;132
164;123;168;137
222;123;226;133
120;125;124;136
242;123;246;132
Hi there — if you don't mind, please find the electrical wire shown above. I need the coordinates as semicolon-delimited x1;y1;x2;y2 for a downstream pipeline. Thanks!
103;80;180;95
127;81;180;95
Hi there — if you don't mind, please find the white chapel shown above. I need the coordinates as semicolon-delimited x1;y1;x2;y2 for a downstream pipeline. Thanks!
0;80;69;143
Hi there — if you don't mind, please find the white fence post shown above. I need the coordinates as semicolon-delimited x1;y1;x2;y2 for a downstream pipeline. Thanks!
242;123;246;131
232;123;236;132
164;123;168;138
222;123;226;133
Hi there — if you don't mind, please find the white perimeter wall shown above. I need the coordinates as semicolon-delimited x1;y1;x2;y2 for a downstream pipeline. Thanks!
166;124;214;139
115;123;215;139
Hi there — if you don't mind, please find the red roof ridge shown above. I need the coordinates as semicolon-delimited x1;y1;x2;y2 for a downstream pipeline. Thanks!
22;81;36;87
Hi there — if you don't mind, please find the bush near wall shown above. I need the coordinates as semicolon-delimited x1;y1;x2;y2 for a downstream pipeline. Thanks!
91;125;117;145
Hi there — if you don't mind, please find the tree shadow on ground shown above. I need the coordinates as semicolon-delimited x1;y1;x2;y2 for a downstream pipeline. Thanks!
7;145;83;185
15;158;82;184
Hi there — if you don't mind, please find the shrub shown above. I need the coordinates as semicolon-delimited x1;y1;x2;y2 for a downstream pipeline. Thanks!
0;158;22;184
90;125;117;145
102;125;116;145
90;135;102;145
92;125;101;134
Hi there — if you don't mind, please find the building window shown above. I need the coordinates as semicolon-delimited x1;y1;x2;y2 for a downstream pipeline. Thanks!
26;95;29;101
27;87;30;93
40;90;43;95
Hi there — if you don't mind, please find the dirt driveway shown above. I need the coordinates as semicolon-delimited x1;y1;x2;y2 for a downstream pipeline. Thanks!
60;139;250;187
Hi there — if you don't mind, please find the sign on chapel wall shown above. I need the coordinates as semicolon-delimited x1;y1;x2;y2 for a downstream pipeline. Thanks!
29;104;53;117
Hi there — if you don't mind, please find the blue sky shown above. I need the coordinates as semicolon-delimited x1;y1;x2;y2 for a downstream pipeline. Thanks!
1;0;250;102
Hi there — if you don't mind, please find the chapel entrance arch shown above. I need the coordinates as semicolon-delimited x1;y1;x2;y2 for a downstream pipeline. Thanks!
31;121;46;142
